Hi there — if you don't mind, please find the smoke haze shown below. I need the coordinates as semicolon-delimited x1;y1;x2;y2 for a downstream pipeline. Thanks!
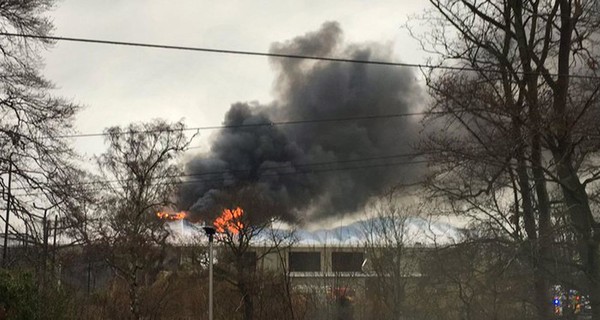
181;22;423;222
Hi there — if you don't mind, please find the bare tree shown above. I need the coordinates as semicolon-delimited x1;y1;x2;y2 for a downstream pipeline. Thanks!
207;185;295;320
412;0;600;317
0;0;87;270
83;120;190;320
418;234;537;320
361;188;423;319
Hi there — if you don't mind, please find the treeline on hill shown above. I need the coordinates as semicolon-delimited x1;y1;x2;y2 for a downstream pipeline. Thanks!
1;1;600;320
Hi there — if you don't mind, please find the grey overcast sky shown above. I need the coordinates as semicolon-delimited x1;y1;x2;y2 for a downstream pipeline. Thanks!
41;0;430;158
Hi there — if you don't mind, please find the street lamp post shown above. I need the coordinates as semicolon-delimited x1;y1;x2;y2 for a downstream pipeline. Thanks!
2;160;12;267
202;226;216;320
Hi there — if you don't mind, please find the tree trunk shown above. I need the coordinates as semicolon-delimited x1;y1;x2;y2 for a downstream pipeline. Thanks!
239;281;254;320
590;240;600;320
532;268;551;320
129;272;140;320
530;135;552;320
512;125;551;319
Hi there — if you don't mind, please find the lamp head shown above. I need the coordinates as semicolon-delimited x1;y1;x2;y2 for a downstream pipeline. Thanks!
203;225;216;236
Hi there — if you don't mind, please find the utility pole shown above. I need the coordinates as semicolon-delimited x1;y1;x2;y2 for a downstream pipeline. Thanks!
52;214;57;269
42;209;49;287
203;226;216;320
2;161;12;267
31;202;62;284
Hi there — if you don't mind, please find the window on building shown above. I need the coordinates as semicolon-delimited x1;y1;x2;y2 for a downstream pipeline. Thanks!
332;252;364;272
289;252;321;272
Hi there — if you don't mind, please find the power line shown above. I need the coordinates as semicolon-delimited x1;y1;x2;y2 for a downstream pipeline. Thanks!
1;32;598;80
53;107;514;140
53;111;435;139
12;157;427;197
1;32;448;69
10;152;427;191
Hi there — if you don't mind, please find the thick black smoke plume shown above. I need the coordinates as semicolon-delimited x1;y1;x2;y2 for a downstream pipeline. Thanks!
181;22;423;222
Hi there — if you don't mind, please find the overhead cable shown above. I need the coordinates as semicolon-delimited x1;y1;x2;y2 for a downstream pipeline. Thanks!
1;32;597;80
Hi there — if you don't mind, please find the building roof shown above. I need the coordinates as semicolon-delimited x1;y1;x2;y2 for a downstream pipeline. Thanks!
167;216;462;247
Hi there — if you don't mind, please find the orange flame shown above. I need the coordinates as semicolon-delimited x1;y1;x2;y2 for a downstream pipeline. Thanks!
156;211;187;221
214;207;244;234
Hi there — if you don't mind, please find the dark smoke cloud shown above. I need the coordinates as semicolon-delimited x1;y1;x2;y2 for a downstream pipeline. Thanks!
181;21;423;223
